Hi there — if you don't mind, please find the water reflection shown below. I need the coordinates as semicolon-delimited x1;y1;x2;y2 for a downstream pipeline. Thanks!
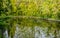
13;26;60;38
4;30;8;38
2;18;60;38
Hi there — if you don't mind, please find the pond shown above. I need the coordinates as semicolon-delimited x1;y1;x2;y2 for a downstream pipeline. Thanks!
2;17;60;38
13;26;60;38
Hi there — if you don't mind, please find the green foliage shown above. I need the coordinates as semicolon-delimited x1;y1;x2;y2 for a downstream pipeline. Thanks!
0;0;60;38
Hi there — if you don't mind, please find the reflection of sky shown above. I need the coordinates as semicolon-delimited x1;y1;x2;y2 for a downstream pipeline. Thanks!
4;30;8;38
35;26;55;38
35;30;45;38
13;26;57;38
35;26;46;38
